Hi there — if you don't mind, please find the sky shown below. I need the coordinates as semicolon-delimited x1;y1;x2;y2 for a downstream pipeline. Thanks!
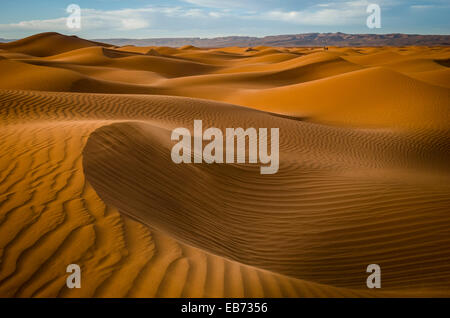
0;0;449;39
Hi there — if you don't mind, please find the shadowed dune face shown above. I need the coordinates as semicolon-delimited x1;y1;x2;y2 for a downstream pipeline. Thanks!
83;120;450;290
1;33;450;298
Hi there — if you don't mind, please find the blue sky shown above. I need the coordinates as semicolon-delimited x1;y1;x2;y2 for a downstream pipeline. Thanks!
0;0;449;39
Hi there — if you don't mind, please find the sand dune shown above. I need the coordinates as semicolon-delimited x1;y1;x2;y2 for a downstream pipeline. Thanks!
0;32;109;57
0;33;449;298
227;67;450;128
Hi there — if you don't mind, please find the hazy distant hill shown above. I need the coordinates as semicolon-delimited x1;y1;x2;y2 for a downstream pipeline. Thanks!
1;33;448;47
94;33;450;47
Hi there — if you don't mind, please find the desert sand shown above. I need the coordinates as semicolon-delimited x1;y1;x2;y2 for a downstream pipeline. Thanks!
0;32;449;297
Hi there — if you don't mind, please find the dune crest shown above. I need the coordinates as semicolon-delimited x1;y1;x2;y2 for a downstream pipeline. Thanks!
0;32;110;57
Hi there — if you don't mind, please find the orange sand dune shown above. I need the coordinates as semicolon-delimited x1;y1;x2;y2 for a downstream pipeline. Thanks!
0;33;449;298
0;32;109;57
226;67;450;128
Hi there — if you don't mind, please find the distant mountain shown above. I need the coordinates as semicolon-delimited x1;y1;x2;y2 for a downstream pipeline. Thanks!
1;33;448;47
94;33;450;47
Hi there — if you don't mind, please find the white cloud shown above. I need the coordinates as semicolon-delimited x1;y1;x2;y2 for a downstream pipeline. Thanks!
209;12;223;18
410;5;435;10
0;6;220;34
0;1;381;35
0;1;446;38
262;9;360;25
345;0;370;7
260;1;370;26
0;17;67;31
181;0;246;8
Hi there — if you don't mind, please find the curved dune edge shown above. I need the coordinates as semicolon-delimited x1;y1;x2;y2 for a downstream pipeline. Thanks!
1;89;449;297
0;89;367;298
83;120;450;298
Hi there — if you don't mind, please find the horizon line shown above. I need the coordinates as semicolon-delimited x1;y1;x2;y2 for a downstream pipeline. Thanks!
1;31;450;41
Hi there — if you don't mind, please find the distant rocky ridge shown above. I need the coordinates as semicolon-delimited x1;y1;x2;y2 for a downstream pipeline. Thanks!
1;33;449;47
93;33;450;47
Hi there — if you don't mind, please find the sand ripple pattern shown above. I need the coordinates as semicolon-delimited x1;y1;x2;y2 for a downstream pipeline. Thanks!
0;89;447;297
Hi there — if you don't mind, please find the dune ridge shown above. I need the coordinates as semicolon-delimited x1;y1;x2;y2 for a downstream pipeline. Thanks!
0;33;449;298
0;32;109;57
0;34;448;128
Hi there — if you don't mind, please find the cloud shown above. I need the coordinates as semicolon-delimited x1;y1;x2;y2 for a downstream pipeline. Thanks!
0;2;372;36
259;1;370;25
261;9;359;25
0;1;447;38
0;6;228;35
181;0;250;8
0;7;152;33
0;17;67;32
410;5;435;10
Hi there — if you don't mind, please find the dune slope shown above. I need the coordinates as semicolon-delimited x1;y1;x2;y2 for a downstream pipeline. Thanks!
0;32;109;57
